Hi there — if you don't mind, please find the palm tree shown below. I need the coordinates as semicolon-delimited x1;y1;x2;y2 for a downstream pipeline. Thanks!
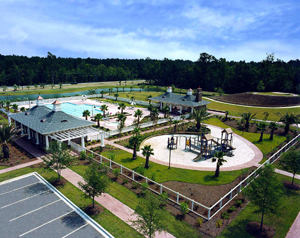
114;93;119;101
122;87;125;92
130;96;135;102
150;108;159;121
0;124;18;158
51;84;55;89
0;100;4;108
142;145;154;169
162;105;169;118
118;102;126;114
117;113;127;134
100;90;104;98
101;104;108;118
34;84;38;89
257;122;267;142
263;111;269;121
276;112;300;134
192;107;210;131
225;111;229;121
26;85;30;90
147;95;152;104
241;111;257;131
268;122;278;140
5;100;11;112
94;113;103;127
82;110;90;120
212;151;227;178
12;104;18;112
129;130;142;160
134;109;143;126
130;86;133;93
20;107;25;112
59;83;63;89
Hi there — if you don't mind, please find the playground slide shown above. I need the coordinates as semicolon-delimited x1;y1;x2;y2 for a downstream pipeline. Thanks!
193;153;203;162
211;139;220;145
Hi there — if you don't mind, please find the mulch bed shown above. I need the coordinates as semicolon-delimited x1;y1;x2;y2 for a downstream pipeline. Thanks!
50;178;68;187
83;204;104;216
0;142;37;167
246;221;275;238
283;181;300;190
213;93;300;107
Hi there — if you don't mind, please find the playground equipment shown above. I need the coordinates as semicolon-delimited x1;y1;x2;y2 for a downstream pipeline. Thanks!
167;136;178;149
185;128;236;161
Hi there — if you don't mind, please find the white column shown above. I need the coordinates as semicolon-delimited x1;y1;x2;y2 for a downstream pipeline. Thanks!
180;106;182;114
21;124;24;135
191;108;193;114
36;132;39;145
169;104;172;112
81;136;85;150
28;128;31;139
160;102;162;110
68;131;71;145
14;121;17;128
45;135;49;150
8;114;11;126
101;132;105;147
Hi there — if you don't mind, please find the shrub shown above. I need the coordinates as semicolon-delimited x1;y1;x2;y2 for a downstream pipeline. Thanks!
196;217;203;227
108;151;116;161
132;182;140;190
221;212;230;219
151;172;156;181
228;206;237;213
180;202;189;218
215;219;223;228
135;166;145;176
286;134;292;142
112;168;121;179
159;192;168;207
79;151;87;160
235;199;243;207
123;179;128;184
140;182;149;196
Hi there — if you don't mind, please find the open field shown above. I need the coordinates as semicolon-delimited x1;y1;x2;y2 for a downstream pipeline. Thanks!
0;166;143;238
0;80;146;96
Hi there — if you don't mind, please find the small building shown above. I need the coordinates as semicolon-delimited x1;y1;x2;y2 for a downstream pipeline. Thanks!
9;96;104;151
150;87;210;114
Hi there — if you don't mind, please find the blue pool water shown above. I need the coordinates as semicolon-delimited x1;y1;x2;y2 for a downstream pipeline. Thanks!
45;102;103;117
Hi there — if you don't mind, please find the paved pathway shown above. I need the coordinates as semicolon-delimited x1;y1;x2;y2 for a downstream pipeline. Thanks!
275;169;300;180
286;212;300;238
3;138;174;238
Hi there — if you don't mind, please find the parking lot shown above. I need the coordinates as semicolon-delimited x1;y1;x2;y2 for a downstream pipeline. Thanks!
0;173;112;238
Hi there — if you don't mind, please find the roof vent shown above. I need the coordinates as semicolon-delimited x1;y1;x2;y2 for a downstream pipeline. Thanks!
25;112;30;115
182;99;186;101
61;119;68;123
162;96;166;98
40;119;46;122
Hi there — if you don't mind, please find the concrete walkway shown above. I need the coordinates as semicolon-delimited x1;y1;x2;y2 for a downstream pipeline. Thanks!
275;169;300;180
286;212;300;238
2;138;174;238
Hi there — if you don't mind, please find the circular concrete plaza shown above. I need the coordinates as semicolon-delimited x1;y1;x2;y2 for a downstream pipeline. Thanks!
139;125;263;171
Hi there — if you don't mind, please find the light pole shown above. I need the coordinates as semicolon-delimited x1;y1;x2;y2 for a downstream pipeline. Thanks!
168;137;174;169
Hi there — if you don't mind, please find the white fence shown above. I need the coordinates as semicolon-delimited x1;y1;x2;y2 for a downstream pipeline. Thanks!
79;133;300;220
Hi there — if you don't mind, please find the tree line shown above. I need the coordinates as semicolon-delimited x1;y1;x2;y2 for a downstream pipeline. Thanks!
0;52;299;94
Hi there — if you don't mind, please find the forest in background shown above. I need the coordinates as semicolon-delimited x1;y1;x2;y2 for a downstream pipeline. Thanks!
0;52;299;94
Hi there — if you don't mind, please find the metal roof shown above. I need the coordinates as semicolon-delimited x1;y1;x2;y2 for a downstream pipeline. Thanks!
150;92;210;107
50;127;101;141
10;105;94;135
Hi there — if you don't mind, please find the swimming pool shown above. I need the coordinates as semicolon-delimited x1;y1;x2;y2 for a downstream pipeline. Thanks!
45;102;103;118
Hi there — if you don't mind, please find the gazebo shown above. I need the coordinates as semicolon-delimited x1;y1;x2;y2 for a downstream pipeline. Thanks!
150;87;210;114
9;96;105;151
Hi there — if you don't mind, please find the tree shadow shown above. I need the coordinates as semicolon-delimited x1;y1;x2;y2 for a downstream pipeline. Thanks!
203;174;219;183
120;157;134;163
61;211;86;229
23;183;50;196
221;218;252;238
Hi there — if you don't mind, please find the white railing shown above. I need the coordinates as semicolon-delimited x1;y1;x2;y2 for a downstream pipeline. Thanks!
70;141;85;153
76;133;300;220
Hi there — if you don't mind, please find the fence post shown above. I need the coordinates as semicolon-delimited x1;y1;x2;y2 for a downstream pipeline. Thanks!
120;165;123;174
219;199;222;209
191;200;194;211
133;171;135;180
146;177;148;183
177;192;179;203
100;155;102;163
160;184;162;194
109;160;112;169
239;183;242;192
230;190;233;200
207;208;211;220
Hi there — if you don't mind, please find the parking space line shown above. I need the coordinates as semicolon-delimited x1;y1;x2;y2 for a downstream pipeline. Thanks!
1;190;50;209
19;210;74;237
61;223;88;238
0;182;41;197
9;199;61;222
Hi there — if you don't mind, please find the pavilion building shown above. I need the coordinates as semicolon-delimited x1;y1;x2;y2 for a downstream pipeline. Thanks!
150;87;210;114
9;96;104;151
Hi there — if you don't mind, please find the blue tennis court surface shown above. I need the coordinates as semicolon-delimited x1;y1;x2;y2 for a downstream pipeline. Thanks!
45;102;103;117
0;172;113;238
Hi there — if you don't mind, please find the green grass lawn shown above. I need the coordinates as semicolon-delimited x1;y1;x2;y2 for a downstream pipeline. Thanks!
0;114;8;124
99;149;244;185
204;97;299;121
0;166;8;170
206;118;286;157
218;175;300;238
0;167;143;238
116;91;163;102
70;165;202;238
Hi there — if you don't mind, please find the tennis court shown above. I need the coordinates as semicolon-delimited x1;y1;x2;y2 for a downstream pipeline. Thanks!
0;172;112;238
